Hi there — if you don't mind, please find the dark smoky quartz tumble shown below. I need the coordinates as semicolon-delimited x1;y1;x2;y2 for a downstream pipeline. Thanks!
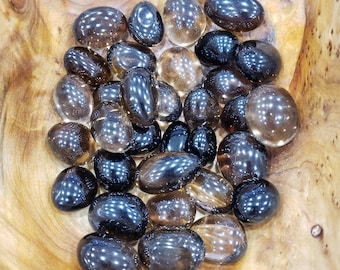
159;121;190;153
93;80;122;107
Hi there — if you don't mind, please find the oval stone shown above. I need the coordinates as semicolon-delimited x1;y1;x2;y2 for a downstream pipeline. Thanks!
138;227;205;270
73;6;127;49
191;214;247;264
157;81;182;122
77;233;141;270
159;121;190;153
136;152;201;194
93;80;122;106
204;0;264;32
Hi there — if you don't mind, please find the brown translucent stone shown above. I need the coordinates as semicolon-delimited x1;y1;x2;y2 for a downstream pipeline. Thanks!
73;6;127;49
191;214;247;264
146;190;196;227
47;122;95;165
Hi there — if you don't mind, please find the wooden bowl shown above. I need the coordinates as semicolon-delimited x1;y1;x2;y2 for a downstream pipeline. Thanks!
1;0;339;269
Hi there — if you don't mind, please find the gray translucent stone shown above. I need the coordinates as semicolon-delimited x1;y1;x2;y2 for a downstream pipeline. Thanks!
157;81;182;122
191;214;247;264
138;227;205;270
137;152;201;194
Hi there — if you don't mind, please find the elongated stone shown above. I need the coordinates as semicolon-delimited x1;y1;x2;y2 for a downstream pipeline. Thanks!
136;152;201;194
138;227;205;270
159;121;190;153
191;214;247;264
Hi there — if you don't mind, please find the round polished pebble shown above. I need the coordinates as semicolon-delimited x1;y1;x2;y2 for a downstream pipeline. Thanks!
204;0;264;32
232;178;280;223
138;227;205;270
51;166;97;211
128;1;164;47
64;46;111;86
220;95;249;133
77;232;141;270
90;102;133;153
159;120;190;153
183;86;220;130
146;190;196;227
236;40;282;83
204;65;253;106
127;121;161;156
47;122;95;165
93;80;122;106
187;125;217;166
121;67;158;127
53;74;93;123
185;168;233;214
157;46;203;96
191;214;247;264
88;192;148;241
73;6;127;49
195;30;239;66
245;85;299;147
136;151;201;194
217;131;267;186
107;41;157;78
157;81;182;122
93;149;136;192
163;0;206;46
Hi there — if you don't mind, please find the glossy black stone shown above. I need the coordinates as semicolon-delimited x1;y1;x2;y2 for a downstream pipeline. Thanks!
64;46;111;86
93;149;136;192
217;131;268;186
51;166;97;211
127;121;161;156
77;232;141;270
195;30;239;66
121;67;158;127
188;125;217;166
88;192;148;241
204;0;264;32
236;40;282;83
138;227;205;270
183;86;220;130
157;80;182;122
128;1;164;47
220;95;249;133
204;65;253;105
232;178;280;223
159;121;190;152
93;80;122;107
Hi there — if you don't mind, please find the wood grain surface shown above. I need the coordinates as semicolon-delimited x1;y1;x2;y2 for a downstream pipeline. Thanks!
0;0;339;269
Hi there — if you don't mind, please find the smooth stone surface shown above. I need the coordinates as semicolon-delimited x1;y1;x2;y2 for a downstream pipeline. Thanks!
146;190;196;227
121;67;158;127
77;233;141;270
195;30;239;66
246;85;299;147
204;65;253;106
236;40;282;83
136;151;201;194
217;131;267;186
90;102;133;153
53;74;93;124
64;46;111;86
107;41;157;78
47;122;95;165
138;227;205;270
51;166;97;211
157;46;203;96
157;80;182;122
232;178;280;223
159;120;190;153
191;214;247;264
128;1;164;46
163;0;206;46
185;168;233;214
183;86;220;130
73;6;127;49
88;192;148;241
204;0;264;32
93;149;136;192
93;80;122;106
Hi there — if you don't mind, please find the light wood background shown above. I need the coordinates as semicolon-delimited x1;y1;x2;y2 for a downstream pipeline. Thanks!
0;0;339;269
